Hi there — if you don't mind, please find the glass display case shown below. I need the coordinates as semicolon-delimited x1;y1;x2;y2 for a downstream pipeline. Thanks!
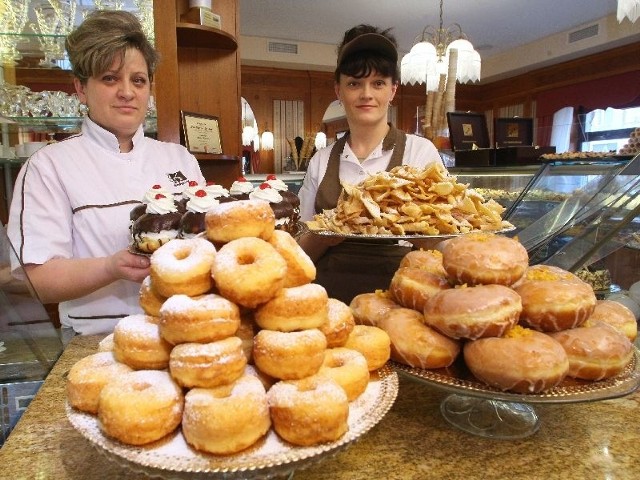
0;225;63;445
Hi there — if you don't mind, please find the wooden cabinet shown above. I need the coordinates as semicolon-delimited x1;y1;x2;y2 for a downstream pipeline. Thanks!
153;1;242;187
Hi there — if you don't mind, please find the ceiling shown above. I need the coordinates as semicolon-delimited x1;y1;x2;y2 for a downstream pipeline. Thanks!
239;0;638;81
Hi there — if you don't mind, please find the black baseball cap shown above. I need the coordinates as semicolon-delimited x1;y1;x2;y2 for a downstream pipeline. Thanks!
336;32;398;66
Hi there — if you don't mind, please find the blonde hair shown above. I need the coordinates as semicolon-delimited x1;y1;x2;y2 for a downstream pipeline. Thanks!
65;10;159;84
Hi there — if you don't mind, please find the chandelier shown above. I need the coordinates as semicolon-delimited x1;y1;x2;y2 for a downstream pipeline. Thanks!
617;0;640;23
400;0;481;92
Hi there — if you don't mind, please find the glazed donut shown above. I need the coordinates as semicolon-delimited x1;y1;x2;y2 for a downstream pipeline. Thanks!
253;329;327;380
377;308;461;369
98;370;184;445
267;376;349;446
182;375;271;455
67;351;133;414
399;249;446;276
587;300;637;341
464;326;569;393
343;325;391;371
139;275;167;317
113;314;172;370
97;333;114;352
422;284;522;340
349;291;401;326
319;298;355;348
150;237;216;298
389;267;450;312
442;232;529;286
317;347;369;401
550;321;634;381
169;336;247;389
211;237;287;308
267;229;316;287
205;199;275;244
254;283;328;332
159;293;240;345
513;265;597;332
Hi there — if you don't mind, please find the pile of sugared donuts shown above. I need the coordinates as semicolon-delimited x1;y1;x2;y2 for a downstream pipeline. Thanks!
66;199;391;454
351;232;637;394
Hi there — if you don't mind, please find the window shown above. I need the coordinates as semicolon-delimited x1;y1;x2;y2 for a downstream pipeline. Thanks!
579;107;640;153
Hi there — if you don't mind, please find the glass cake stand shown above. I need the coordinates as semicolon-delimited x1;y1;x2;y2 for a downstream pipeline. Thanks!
67;366;398;480
392;348;640;439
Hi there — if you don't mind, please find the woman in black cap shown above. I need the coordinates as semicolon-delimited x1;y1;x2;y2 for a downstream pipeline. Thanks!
298;24;445;304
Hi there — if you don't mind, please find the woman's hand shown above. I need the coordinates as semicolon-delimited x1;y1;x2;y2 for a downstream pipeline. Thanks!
106;249;151;283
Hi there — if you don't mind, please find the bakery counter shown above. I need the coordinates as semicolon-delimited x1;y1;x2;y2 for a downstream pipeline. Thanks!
1;334;639;480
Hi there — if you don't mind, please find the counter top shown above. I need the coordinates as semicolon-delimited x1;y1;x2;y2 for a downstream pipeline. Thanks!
2;334;639;480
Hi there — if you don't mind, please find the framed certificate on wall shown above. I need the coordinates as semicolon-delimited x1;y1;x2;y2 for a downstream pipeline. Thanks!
181;111;223;154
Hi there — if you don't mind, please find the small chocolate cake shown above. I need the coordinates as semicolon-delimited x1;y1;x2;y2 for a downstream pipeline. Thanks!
131;211;182;253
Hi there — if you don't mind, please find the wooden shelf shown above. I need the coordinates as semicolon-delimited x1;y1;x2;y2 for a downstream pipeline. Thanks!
194;153;241;161
176;22;237;50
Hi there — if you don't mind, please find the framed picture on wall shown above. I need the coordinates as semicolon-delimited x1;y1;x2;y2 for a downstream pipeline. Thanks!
180;111;223;154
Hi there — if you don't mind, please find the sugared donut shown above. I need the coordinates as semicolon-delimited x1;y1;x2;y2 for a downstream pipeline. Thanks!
169;337;247;388
550;321;634;381
317;347;369;401
237;312;257;363
139;275;167;317
399;249;446;276
377;308;461;369
205;199;275;244
389;267;450;312
587;300;637;341
182;375;271;455
513;265;597;332
67;352;133;414
268;376;349;446
343;325;391;371
244;364;277;391
442;232;528;286
422;284;522;340
319;298;355;348
97;333;114;352
254;283;328;332
211;237;287;308
349;291;401;326
253;329;327;380
98;370;184;445
150;237;216;297
267;229;316;287
113;314;172;370
464;326;569;393
159;293;240;345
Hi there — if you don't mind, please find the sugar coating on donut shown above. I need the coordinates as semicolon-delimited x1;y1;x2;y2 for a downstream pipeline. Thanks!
267;376;349;446
98;370;184;445
319;298;355;348
442;232;529;286
267;229;316;287
343;325;391;371
254;283;329;332
113;314;172;370
318;347;370;401
182;374;271;455
253;329;327;380
205;199;275;243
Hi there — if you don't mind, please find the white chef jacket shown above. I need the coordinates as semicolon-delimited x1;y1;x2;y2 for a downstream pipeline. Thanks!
298;133;443;221
7;117;205;335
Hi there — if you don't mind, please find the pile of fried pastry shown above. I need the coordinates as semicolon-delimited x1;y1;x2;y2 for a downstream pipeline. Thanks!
351;231;637;394
307;164;513;235
66;199;392;454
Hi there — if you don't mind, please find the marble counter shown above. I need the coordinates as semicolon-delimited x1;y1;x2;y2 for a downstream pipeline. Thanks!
1;334;639;480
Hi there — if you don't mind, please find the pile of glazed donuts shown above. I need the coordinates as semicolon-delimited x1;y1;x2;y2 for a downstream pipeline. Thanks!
66;199;392;454
351;231;637;394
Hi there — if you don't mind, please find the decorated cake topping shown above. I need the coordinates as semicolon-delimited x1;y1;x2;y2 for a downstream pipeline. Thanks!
186;190;219;213
265;174;289;192
249;182;283;203
204;181;230;198
230;176;254;195
146;193;178;214
142;184;171;203
182;180;203;199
